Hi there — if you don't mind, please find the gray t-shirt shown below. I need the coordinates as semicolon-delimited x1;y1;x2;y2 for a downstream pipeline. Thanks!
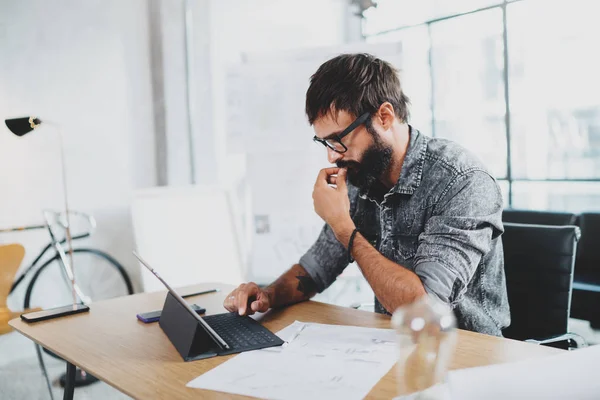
300;127;510;336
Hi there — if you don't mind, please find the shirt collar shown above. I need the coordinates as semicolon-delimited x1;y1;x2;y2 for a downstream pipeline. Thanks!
360;126;428;200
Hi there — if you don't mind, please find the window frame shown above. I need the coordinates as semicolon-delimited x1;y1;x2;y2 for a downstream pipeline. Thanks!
363;0;600;210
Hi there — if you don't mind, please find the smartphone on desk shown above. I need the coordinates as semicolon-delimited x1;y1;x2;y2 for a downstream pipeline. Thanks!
137;304;206;323
21;304;90;323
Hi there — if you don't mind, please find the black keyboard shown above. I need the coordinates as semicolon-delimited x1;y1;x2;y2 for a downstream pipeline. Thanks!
203;312;284;352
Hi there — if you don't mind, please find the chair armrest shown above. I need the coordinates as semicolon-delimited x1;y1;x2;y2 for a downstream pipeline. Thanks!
525;332;588;348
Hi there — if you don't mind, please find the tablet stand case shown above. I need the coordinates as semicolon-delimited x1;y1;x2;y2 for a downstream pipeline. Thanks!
158;292;283;361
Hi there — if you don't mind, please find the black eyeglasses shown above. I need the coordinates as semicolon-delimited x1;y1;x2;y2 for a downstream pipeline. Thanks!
312;112;370;154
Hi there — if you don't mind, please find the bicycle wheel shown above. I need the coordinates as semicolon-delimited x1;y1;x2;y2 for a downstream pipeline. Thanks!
24;247;134;310
24;248;134;360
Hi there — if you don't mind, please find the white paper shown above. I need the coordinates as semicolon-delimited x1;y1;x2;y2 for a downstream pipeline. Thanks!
447;344;600;400
187;321;398;400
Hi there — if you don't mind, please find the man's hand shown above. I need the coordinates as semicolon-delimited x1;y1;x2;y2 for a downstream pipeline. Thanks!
312;167;355;240
223;282;272;316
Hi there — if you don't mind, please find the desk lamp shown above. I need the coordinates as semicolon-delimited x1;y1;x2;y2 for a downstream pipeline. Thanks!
4;116;78;308
5;116;100;389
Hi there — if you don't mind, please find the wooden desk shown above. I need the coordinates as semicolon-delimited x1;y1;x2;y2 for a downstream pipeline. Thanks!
10;282;561;399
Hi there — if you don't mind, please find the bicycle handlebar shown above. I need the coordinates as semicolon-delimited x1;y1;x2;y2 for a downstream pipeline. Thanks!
0;210;97;241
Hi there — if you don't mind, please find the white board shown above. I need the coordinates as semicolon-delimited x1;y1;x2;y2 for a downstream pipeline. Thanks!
226;41;404;155
226;41;404;284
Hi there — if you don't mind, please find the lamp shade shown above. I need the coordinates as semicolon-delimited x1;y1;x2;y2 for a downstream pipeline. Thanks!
5;117;42;136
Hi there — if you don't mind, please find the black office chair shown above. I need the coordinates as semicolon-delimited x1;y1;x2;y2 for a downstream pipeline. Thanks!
502;209;578;226
571;212;600;328
502;222;586;348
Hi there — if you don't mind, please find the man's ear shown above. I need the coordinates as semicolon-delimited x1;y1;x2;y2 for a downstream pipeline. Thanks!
376;102;396;130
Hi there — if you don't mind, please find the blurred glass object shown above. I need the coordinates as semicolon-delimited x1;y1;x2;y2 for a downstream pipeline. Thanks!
430;9;507;178
392;295;457;399
508;0;600;180
363;0;501;36
367;26;433;135
512;181;600;213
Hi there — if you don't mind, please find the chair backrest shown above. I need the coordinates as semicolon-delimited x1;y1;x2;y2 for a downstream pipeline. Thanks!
0;244;25;335
502;223;579;341
575;213;600;282
502;209;578;226
0;244;25;308
131;185;245;292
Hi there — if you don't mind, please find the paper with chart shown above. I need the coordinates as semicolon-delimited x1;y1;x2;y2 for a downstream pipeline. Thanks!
187;321;398;400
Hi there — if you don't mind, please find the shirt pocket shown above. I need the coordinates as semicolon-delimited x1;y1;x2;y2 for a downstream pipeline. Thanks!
392;197;431;237
390;233;419;266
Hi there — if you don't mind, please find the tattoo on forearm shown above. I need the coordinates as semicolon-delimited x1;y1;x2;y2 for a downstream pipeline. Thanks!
296;275;317;296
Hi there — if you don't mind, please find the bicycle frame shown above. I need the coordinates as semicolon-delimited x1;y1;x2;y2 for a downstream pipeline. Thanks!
5;211;97;304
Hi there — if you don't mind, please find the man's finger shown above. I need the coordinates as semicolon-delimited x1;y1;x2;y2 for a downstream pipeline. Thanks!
236;287;250;316
327;175;337;185
250;299;265;312
223;290;237;312
237;284;259;316
321;167;341;175
252;292;270;312
337;168;348;191
316;167;341;185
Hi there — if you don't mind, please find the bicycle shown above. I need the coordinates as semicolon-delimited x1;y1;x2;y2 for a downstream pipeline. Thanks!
2;210;134;396
4;210;134;312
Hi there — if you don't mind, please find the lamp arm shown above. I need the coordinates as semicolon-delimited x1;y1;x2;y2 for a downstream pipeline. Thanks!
45;121;77;306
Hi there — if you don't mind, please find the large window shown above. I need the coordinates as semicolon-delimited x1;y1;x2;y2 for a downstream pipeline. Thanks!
365;0;600;212
368;26;432;134
430;8;507;178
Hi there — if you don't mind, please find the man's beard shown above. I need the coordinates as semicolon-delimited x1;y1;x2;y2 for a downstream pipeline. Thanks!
337;135;393;190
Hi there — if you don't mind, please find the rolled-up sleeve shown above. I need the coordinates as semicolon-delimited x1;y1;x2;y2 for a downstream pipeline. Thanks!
299;223;349;292
413;170;504;306
299;186;360;292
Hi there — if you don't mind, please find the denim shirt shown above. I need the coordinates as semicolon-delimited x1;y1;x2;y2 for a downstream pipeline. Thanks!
300;127;511;336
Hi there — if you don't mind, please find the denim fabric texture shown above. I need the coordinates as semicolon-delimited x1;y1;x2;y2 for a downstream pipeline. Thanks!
300;127;510;336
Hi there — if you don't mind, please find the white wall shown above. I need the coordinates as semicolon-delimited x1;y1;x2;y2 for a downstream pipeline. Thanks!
129;0;352;289
147;0;352;187
0;0;155;306
0;0;353;304
204;0;349;186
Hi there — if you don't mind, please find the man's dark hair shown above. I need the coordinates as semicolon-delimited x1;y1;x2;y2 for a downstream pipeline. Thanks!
305;53;410;125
